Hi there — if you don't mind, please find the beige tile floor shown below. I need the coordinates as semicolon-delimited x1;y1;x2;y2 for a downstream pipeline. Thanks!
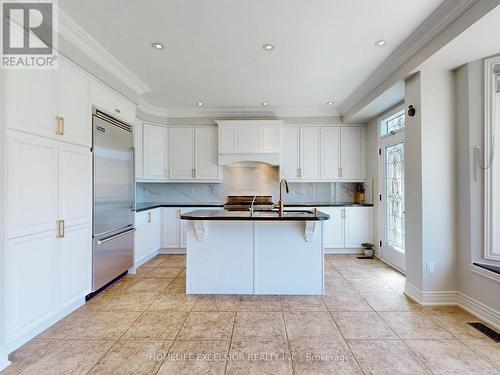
2;254;499;375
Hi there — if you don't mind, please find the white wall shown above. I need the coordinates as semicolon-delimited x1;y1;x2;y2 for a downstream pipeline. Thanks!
456;60;500;313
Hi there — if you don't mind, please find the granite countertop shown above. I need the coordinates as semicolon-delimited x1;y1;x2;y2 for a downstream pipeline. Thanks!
136;201;373;212
180;209;330;221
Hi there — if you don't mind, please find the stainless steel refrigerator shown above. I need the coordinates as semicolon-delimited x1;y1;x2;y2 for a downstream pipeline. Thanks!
92;108;135;292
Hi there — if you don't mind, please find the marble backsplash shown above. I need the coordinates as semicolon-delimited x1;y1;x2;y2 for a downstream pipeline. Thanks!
136;163;370;204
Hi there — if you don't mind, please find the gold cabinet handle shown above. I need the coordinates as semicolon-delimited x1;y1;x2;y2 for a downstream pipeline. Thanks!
114;108;121;113
55;116;64;135
338;167;343;177
192;169;196;178
57;219;65;238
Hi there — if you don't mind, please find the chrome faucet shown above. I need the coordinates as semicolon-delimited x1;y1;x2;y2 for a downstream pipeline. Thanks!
276;179;289;216
249;195;257;216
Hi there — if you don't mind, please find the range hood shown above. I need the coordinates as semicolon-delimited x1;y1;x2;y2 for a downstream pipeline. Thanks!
216;120;283;165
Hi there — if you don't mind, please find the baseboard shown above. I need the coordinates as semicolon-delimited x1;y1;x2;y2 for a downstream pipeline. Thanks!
134;248;160;268
0;353;11;372
5;297;85;358
405;282;500;330
324;248;363;255
159;248;186;255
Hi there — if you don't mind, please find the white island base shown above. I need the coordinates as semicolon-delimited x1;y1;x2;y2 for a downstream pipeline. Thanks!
185;220;324;295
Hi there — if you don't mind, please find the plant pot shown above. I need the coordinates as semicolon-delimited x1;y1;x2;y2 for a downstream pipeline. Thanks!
363;249;374;257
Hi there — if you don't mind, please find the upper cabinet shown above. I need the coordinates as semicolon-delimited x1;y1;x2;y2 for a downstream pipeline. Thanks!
5;59;90;147
217;120;282;165
89;79;136;124
281;125;365;182
134;120;144;180
142;123;167;182
169;126;221;182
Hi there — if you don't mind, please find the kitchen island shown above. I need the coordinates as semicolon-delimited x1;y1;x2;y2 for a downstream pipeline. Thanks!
180;209;329;295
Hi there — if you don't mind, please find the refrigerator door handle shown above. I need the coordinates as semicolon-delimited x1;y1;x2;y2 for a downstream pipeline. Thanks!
97;228;136;245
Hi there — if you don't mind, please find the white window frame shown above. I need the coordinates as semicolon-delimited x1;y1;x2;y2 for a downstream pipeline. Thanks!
380;107;405;139
484;56;500;261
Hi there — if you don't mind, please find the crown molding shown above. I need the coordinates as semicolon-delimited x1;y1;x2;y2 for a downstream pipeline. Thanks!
339;0;480;118
164;106;340;119
137;98;168;118
57;9;151;96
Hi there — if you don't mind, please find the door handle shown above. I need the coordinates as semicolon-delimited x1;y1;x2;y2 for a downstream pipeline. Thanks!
55;116;64;135
338;167;343;177
57;219;65;238
96;228;136;245
148;212;152;223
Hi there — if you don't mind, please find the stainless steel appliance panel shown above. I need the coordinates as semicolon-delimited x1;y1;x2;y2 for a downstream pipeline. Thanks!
93;113;134;236
93;227;135;291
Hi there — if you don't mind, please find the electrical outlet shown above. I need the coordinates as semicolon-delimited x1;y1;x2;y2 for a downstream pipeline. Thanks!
426;262;435;274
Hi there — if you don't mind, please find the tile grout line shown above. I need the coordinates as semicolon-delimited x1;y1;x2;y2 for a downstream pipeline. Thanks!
281;307;296;375
223;301;238;375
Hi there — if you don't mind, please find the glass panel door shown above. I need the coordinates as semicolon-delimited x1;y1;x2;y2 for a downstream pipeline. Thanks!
379;131;405;271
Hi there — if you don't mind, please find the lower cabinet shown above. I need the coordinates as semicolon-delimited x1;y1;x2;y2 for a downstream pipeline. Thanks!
161;207;207;249
134;209;161;264
303;206;371;249
5;223;91;343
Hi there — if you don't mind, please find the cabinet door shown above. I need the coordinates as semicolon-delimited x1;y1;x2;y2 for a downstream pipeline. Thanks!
89;80;115;114
322;207;345;248
162;208;180;248
344;207;371;248
237;126;260;152
58;144;92;227
59;224;92;309
134;211;149;262
218;125;237;153
261;126;280;152
147;209;161;252
180;209;189;248
114;95;136;124
300;127;320;180
6;231;59;342
58;60;91;147
169;128;195;180
6;132;58;238
143;124;167;181
134;120;143;180
195;127;219;180
280;127;300;180
340;127;365;179
6;68;58;138
320;127;341;180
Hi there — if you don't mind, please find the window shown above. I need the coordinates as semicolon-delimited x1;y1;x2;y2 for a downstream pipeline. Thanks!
484;56;500;261
380;110;405;137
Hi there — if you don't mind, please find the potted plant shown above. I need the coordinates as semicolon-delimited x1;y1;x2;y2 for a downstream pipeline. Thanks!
361;243;375;257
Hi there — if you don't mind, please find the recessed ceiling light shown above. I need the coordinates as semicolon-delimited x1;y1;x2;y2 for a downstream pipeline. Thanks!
151;42;164;49
261;102;269;106
327;101;334;105
262;44;274;51
197;102;204;106
374;40;386;47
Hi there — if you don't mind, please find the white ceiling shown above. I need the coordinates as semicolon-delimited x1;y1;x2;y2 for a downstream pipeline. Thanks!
60;0;443;117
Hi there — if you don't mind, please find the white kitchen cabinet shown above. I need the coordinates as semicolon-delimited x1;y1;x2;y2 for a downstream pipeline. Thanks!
340;127;365;179
134;120;143;180
5;68;58;139
217;120;282;155
89;79;136;124
134;209;161;263
195;127;220;180
162;208;181;248
321;207;345;248
58;60;91;147
320;127;341;179
169;127;221;182
300;127;321;180
344;207;371;248
6;231;59;342
58;143;92;228
280;127;300;180
169;128;195;180
6;132;59;238
143;123;167;181
59;224;92;310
